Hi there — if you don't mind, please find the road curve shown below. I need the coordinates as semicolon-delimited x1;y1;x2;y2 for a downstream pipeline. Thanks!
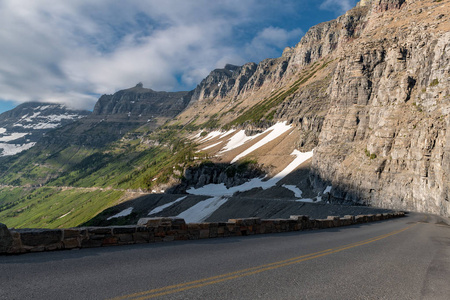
1;213;450;300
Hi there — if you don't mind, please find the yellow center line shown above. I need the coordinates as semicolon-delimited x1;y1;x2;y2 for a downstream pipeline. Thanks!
110;221;419;300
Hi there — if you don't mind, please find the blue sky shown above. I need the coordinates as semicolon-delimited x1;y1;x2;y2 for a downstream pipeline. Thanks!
0;0;357;114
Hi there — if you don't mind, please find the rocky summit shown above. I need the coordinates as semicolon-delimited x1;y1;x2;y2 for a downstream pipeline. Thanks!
0;0;448;229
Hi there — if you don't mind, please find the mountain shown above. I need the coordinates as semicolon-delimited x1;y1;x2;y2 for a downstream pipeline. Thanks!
0;0;448;229
0;102;90;157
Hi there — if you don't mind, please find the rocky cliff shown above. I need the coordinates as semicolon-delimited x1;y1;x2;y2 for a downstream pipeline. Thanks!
310;0;450;217
180;0;450;217
93;83;190;119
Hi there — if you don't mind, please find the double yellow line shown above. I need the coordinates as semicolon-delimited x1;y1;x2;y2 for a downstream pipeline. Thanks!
111;222;418;300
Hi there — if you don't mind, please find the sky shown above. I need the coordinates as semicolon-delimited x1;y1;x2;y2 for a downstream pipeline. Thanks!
0;0;357;114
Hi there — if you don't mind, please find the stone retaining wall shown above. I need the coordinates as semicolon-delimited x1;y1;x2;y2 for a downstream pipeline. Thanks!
0;212;405;254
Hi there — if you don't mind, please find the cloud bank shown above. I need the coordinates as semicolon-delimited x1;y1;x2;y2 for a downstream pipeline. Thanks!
0;0;351;111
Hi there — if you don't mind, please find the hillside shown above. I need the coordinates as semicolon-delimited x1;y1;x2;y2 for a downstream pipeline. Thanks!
0;102;90;157
0;0;448;228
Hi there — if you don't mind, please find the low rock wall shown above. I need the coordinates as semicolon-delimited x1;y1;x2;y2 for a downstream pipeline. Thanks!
0;212;405;254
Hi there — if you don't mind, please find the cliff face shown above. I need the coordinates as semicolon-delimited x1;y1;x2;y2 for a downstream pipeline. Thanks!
185;0;450;217
93;83;190;119
310;0;450;216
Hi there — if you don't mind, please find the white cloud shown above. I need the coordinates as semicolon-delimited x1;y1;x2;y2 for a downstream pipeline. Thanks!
0;0;307;111
319;0;358;14
245;27;304;61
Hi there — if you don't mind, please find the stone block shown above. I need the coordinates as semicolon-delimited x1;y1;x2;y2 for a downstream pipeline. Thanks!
112;226;137;234
0;223;13;254
63;229;82;239
19;229;62;247
63;238;80;249
116;234;134;244
228;218;261;226
88;227;112;235
81;238;103;248
163;236;175;242
45;243;63;251
133;231;152;243
199;229;210;239
355;215;368;223
327;216;340;227
318;219;335;228
344;215;355;222
137;217;185;227
340;217;354;226
7;231;25;254
290;215;310;221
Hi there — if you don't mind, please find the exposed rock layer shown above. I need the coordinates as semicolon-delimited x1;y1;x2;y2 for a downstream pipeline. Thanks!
187;0;450;217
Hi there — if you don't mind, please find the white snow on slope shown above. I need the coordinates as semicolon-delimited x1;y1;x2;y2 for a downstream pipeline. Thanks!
324;185;332;194
21;112;41;122
58;210;72;219
231;122;292;163
296;198;315;203
198;131;222;142
220;130;262;153
198;129;236;143
107;207;134;220
0;132;28;142
282;185;303;198
200;142;223;151
187;150;314;196
18;123;60;129
148;196;187;215
177;196;228;223
0;142;36;156
0;128;6;134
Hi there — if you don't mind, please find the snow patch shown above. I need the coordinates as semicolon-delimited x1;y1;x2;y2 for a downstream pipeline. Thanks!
296;198;315;203
148;196;187;215
107;207;134;220
187;150;314;196
200;141;222;151
220;130;262;153
324;186;332;194
21;112;41;122
197;129;236;143
177;196;228;223
282;185;303;198
231;122;292;163
198;131;223;142
0;142;36;156
58;211;72;219
0;132;28;142
0;128;6;134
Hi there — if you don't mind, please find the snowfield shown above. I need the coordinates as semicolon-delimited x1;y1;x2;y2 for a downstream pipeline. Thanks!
148;196;187;215
282;184;303;198
0;142;36;156
177;196;229;223
187;150;314;197
200;141;223;151
0;132;28;142
220;130;262;153
231;122;292;163
107;207;134;220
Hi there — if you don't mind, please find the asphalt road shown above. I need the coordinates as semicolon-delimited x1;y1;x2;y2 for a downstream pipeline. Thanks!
1;213;450;300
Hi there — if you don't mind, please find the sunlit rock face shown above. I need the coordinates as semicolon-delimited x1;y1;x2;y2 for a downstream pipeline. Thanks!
309;0;450;217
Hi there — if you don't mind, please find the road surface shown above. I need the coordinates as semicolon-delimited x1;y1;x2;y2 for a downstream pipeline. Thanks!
1;213;450;299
